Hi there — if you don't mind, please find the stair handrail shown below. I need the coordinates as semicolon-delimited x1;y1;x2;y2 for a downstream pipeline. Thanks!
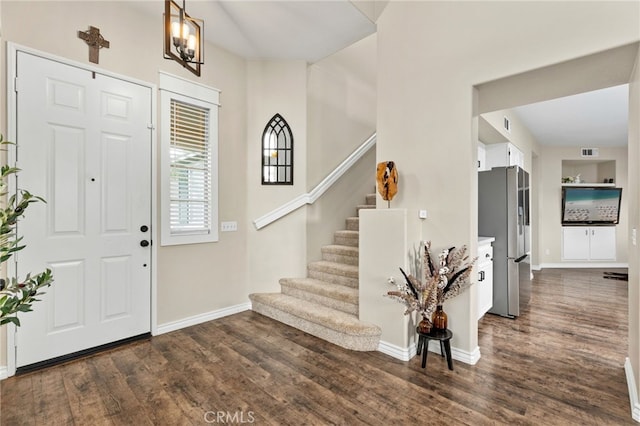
253;132;377;230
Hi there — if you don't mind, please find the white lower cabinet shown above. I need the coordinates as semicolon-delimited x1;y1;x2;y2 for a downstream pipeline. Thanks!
477;242;494;320
562;226;616;261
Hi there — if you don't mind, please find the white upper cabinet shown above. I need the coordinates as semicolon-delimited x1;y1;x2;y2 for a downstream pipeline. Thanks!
477;142;487;171
485;143;525;170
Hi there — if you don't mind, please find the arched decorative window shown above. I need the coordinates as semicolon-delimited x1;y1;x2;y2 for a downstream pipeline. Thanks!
262;113;293;185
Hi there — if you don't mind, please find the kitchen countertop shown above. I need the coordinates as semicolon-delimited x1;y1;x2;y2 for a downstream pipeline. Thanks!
478;236;495;246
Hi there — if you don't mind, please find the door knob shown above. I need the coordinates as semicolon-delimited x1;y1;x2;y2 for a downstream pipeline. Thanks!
140;225;149;232
140;240;150;247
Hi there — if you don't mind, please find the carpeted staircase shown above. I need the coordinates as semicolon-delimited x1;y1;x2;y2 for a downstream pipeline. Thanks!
249;194;382;351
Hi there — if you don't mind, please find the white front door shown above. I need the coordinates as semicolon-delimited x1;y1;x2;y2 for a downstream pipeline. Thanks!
14;51;152;368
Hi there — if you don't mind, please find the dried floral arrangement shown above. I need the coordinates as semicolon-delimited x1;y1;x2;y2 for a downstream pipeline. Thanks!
386;241;476;321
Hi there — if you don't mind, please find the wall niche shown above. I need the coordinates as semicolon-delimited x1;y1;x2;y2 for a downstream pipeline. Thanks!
562;160;616;185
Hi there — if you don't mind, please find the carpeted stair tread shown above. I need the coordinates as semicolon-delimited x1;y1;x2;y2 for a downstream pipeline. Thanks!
345;217;360;231
334;230;359;238
322;244;359;257
365;194;376;205
357;205;375;214
308;261;359;287
321;244;359;266
249;293;380;338
280;277;358;304
308;260;358;278
333;230;359;247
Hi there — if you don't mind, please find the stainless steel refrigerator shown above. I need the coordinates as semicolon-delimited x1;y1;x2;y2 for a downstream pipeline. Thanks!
478;166;531;318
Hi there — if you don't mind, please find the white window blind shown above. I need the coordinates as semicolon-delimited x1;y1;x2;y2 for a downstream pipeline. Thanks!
169;100;211;234
159;72;220;246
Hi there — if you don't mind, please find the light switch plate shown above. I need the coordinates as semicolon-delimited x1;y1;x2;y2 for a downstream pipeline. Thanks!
419;210;427;219
221;221;238;232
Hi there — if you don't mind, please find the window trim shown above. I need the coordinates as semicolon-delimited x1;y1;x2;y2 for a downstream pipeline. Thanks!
159;72;220;246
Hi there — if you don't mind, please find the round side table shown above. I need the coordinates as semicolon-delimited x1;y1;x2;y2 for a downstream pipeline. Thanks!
416;328;453;370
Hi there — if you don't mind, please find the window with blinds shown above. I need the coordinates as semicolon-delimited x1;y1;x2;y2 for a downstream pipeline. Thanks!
160;72;219;246
169;99;211;234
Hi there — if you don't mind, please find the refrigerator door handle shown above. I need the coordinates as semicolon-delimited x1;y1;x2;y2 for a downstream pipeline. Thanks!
514;254;528;263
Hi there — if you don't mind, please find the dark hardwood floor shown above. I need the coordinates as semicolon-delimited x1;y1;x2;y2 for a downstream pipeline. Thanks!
1;268;633;425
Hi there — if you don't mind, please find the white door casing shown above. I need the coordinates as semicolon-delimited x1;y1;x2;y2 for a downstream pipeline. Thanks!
12;50;153;368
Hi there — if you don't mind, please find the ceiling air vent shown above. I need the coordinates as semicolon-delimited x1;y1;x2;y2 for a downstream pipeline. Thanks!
503;116;511;133
581;148;599;157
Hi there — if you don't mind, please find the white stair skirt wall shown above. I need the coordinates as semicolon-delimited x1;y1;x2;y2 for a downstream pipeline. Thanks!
359;209;416;354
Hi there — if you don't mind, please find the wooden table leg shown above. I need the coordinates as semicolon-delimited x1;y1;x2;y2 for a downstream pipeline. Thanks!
421;338;429;368
443;339;453;370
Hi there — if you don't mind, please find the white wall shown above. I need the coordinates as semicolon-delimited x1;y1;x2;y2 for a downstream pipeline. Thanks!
626;43;640;409
538;146;628;266
306;34;377;261
0;2;383;372
246;60;309;294
374;1;639;360
0;1;250;359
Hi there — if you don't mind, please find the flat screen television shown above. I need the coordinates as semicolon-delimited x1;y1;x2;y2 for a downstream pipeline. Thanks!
561;186;622;225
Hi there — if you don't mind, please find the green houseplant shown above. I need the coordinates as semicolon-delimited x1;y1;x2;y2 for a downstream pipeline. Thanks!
0;135;53;326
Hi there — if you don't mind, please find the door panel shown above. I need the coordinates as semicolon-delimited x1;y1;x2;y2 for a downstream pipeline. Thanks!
50;126;85;235
15;51;152;367
101;256;132;320
102;133;130;232
49;260;85;332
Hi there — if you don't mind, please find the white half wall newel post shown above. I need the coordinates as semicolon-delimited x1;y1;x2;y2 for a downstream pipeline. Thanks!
359;209;420;360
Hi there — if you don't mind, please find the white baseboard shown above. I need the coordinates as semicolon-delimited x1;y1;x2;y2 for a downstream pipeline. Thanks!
453;345;481;365
427;341;481;365
540;262;628;269
625;358;640;422
532;264;542;271
378;339;480;365
156;302;251;335
0;366;8;381
377;340;416;361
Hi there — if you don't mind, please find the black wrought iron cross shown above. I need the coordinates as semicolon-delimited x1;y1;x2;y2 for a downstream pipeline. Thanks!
77;26;110;64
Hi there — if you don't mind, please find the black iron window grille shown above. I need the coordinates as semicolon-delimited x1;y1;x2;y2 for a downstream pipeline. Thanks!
262;113;293;185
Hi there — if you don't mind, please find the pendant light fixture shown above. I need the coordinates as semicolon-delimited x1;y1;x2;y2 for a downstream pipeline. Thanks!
164;0;204;76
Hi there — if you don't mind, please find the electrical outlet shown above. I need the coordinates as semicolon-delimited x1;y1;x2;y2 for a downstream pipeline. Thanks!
221;221;238;232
